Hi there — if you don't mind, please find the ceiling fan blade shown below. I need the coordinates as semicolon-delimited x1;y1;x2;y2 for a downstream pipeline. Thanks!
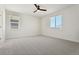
33;10;37;13
39;9;47;11
34;4;38;8
33;4;47;13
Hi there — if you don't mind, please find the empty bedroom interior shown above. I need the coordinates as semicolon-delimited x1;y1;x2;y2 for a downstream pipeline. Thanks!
0;4;79;55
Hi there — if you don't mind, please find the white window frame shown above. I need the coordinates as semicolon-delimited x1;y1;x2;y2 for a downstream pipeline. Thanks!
49;15;63;29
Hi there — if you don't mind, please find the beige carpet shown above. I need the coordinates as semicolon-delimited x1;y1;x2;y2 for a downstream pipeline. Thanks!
0;36;79;55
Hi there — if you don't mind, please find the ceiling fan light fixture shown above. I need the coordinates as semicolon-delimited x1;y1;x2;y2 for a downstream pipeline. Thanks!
33;4;47;13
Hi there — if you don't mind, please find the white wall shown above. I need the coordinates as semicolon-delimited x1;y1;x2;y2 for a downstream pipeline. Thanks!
3;5;79;42
0;9;6;42
41;5;79;42
5;10;41;39
0;9;3;40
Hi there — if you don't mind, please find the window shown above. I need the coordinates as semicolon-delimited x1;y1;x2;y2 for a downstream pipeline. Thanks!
50;15;62;28
10;19;19;29
8;15;20;29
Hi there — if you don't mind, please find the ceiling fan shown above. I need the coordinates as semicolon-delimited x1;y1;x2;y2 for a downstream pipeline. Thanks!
33;4;47;13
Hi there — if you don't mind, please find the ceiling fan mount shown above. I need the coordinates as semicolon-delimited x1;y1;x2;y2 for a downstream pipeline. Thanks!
33;4;47;13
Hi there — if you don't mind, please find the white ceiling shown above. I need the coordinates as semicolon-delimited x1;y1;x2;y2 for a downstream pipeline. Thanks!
0;4;74;17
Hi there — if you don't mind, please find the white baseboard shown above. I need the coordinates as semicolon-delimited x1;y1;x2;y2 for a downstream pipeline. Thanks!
6;34;41;40
5;34;79;43
41;34;79;43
